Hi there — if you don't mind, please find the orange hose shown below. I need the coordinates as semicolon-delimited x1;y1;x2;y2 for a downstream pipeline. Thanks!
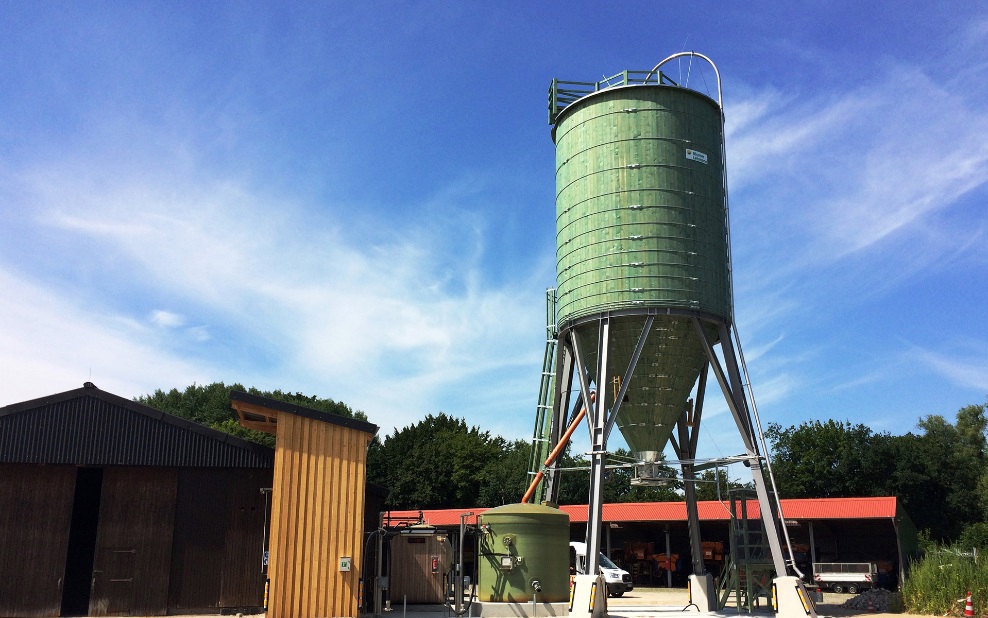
521;472;544;503
521;393;594;503
542;408;587;467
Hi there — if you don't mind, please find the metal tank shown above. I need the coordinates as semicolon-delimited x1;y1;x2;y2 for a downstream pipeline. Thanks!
551;71;730;462
477;503;569;603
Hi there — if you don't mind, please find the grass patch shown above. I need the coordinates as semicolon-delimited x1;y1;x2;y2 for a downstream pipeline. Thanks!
902;548;987;616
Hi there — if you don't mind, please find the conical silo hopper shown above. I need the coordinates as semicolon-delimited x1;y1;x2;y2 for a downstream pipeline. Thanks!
552;76;730;464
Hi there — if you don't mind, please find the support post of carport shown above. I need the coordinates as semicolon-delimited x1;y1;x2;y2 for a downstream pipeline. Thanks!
809;521;817;571
665;525;672;589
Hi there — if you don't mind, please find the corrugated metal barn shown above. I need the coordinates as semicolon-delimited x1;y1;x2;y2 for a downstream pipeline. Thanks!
0;383;275;618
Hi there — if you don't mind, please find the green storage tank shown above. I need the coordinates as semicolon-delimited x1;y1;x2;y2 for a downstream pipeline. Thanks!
551;74;730;461
477;503;569;603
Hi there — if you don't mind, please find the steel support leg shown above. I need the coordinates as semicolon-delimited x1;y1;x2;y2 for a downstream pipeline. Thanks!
693;318;789;577
678;411;706;576
585;318;610;575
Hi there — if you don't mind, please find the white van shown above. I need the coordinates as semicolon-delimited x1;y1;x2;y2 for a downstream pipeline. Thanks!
569;542;634;597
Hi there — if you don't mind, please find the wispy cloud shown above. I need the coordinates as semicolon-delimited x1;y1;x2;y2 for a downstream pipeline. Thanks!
150;310;186;328
0;268;207;401
818;70;988;256
726;88;873;195
909;344;988;392
728;58;988;271
2;153;544;436
719;34;988;444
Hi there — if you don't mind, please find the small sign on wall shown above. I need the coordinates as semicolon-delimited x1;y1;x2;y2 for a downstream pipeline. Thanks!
340;557;352;571
686;148;708;164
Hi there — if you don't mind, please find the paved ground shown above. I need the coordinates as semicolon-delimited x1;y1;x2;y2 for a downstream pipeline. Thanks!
125;587;929;618
609;587;924;618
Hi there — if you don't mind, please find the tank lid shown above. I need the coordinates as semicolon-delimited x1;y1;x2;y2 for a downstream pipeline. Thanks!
482;502;569;519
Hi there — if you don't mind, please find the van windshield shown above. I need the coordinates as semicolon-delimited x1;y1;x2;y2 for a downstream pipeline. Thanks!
599;553;618;569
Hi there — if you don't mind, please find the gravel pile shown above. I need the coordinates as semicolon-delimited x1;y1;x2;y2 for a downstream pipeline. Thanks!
841;588;901;613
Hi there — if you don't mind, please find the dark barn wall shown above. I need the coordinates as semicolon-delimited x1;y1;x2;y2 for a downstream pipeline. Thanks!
217;469;270;607
0;465;75;618
0;385;278;617
0;463;272;617
89;468;178;617
364;484;388;534
168;468;271;611
169;469;228;611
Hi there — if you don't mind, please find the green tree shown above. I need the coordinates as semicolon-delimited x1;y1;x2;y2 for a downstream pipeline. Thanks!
137;381;365;449
979;467;988;516
553;447;591;505
958;522;988;550
765;420;896;498
767;403;988;543
366;413;507;509
692;468;748;502
477;439;532;507
541;447;684;505
895;404;987;541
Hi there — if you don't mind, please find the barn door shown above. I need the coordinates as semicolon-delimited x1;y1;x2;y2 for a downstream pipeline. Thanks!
88;468;177;616
0;464;75;618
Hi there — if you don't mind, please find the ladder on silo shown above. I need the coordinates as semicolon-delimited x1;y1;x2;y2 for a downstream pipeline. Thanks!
527;288;558;505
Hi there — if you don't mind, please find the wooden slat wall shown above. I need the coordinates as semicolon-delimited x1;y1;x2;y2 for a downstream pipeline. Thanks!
389;536;449;603
0;464;75;618
267;413;372;618
219;468;270;607
89;468;178;617
168;469;228;610
167;468;270;611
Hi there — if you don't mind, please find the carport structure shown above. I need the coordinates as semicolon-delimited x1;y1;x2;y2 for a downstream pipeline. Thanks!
392;496;916;590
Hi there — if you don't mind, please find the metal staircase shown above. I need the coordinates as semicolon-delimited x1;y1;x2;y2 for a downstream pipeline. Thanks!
718;489;777;612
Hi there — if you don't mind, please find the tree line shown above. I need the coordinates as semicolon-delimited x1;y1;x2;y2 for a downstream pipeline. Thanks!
136;381;366;450
139;382;987;546
766;403;988;544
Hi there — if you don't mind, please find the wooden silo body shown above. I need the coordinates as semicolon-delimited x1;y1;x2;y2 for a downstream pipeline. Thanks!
231;391;378;618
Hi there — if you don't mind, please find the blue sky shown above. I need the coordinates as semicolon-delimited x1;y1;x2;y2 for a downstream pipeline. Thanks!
1;2;986;468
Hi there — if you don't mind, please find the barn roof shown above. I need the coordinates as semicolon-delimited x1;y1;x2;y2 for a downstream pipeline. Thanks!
0;382;274;468
387;496;908;526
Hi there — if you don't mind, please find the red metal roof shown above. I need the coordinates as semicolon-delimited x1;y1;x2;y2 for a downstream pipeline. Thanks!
386;497;900;527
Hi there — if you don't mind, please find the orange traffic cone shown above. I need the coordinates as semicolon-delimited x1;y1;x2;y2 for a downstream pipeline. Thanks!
964;592;974;618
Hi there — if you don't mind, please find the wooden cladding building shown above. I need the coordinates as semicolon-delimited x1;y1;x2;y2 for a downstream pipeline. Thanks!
0;383;274;618
231;391;378;618
389;535;450;604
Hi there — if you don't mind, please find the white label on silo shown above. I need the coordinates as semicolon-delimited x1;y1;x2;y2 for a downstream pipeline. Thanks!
686;149;708;164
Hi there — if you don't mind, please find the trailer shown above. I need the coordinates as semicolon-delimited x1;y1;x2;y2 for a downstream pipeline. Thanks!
812;563;876;594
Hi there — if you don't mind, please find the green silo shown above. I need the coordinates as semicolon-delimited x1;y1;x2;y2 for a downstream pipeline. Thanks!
551;74;730;461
